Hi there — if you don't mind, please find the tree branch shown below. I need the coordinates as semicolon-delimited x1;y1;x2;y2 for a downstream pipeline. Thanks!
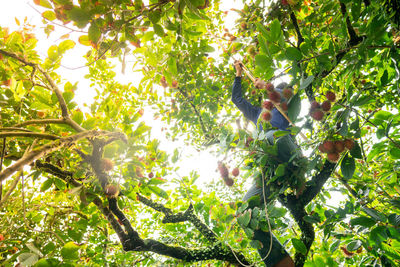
0;132;59;140
290;11;304;48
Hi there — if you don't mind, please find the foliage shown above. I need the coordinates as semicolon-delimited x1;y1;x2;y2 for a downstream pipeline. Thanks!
1;0;400;266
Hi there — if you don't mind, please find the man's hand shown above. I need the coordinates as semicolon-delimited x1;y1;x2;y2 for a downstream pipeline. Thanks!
234;60;243;77
254;78;266;89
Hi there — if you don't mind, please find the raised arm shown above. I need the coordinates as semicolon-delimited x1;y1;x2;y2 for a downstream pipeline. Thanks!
231;62;261;126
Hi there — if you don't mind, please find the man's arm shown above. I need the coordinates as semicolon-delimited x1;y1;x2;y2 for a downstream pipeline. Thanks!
231;62;261;126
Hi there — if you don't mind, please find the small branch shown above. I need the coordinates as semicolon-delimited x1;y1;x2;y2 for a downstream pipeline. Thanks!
289;11;304;48
0;138;5;200
0;127;33;132
15;118;67;128
0;132;59;140
0;170;20;208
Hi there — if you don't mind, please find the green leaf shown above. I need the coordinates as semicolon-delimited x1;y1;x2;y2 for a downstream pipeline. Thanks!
66;7;91;28
54;178;66;190
350;141;362;159
288;93;301;122
237;209;251;227
148;185;168;199
40;179;53;192
292;238;307;255
78;35;91;46
61;242;80;260
42;10;56;21
341;154;355;179
250;240;263;250
347;240;362;251
270;19;281;42
299;75;314;89
72;110;83;125
390;148;400;159
285;47;302;61
167;57;177;75
153;24;165;37
330;239;340;253
18;253;39;266
256;22;270;40
275;164;285;177
255;54;272;70
88;23;101;44
59;40;75;52
388;214;400;227
363;207;386;222
148;10;161;24
350;216;376;227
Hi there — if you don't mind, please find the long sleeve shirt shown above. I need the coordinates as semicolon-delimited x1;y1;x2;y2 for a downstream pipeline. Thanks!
231;77;289;131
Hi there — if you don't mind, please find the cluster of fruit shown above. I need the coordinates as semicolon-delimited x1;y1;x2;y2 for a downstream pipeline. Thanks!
318;138;355;162
309;91;336;121
258;82;294;122
217;161;239;187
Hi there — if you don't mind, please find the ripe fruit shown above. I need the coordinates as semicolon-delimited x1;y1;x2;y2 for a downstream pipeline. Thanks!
310;110;324;121
281;0;289;6
322;140;335;153
240;22;247;30
321;100;331;112
310;101;320;110
280;102;288;111
334;140;345;153
224;177;234;187
218;161;229;179
138;109;144;116
105;184;119;198
261;111;272;121
318;143;327;153
171;80;178;88
100;158;114;172
326;91;336;102
327;152;340;163
344;139;355;150
282;88;293;99
265;83;274;92
148;172;154;178
262;100;274;110
37;111;46;118
232;167;239;177
251;90;257;95
268;90;281;103
160;76;168;88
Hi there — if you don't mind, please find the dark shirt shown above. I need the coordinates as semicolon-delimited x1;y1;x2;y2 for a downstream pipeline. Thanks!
231;77;289;130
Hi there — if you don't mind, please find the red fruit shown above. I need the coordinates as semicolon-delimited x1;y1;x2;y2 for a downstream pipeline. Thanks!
138;109;144;116
100;158;114;172
171;80;178;88
310;101;320;110
334;140;345;153
321;100;331;112
280;102;288;111
282;88;293;99
245;137;254;147
344;139;355;150
323;141;335;153
218;161;229;179
310;110;324;121
232;167;239;177
262;111;272;121
326;91;336;102
281;0;289;5
361;79;366;85
105;184;119;198
148;172;154;178
160;76;168;88
251;90;257;95
224;177;234;187
262;100;274;110
318;143;327;153
268;90;281;103
265;83;274;92
327;152;340;163
37;111;46;118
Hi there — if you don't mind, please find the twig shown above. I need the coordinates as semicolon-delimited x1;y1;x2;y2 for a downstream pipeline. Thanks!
0;138;5;200
0;132;59;140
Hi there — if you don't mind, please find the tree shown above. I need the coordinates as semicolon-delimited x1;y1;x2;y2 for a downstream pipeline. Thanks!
1;0;400;266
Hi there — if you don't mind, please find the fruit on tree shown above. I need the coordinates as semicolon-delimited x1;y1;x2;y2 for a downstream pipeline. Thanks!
321;100;331;112
310;101;320;109
280;102;288;111
262;100;274;110
327;152;340;163
344;139;355;150
218;161;229;179
310;109;324;121
148;172;154;178
265;82;274;92
171;80;178;88
318;143;327;153
262;111;272;121
282;88;293;99
326;91;336;102
323;140;335;153
160;76;168;88
334;140;345;153
232;167;239;177
100;158;114;172
268;90;281;103
105;184;119;198
37;111;46;118
224;177;234;187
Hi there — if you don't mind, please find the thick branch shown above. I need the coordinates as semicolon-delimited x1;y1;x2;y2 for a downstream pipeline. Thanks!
15;119;67;128
137;194;218;243
0;132;59;140
290;12;304;47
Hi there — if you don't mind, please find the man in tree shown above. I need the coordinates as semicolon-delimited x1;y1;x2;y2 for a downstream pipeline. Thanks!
232;61;295;267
